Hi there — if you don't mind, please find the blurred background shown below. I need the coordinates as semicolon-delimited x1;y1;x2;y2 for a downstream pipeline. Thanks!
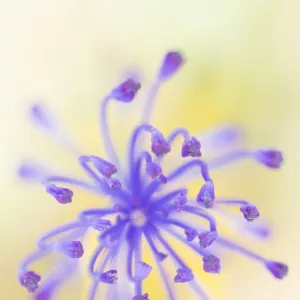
0;0;299;299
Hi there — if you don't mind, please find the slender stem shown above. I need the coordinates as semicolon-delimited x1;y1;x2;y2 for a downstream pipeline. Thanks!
143;159;210;200
215;199;249;206
183;206;217;231
143;229;175;300
100;96;121;167
44;176;103;195
89;245;105;276
141;79;161;123
208;150;253;170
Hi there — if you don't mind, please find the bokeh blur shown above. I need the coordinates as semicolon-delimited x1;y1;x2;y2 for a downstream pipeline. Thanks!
1;1;299;299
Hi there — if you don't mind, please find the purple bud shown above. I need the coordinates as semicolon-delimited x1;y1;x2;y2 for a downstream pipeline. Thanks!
98;270;118;284
157;252;168;261
107;178;122;190
184;228;197;242
45;184;73;204
91;156;117;178
159;51;184;79
111;79;141;102
181;136;201;158
174;194;188;212
240;204;260;222
255;150;283;169
150;129;171;157
174;268;194;283
146;162;162;179
133;293;149;300
203;255;221;274
60;241;84;258
196;180;215;208
135;261;152;280
19;271;41;292
265;261;288;279
198;231;218;248
89;218;112;231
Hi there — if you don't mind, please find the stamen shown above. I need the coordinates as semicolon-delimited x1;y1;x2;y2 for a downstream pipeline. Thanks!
19;270;41;292
89;218;112;231
80;155;117;178
133;293;149;300
196;180;215;208
174;268;194;283
167;128;201;158
202;255;221;274
184;228;197;242
198;230;218;248
111;79;141;102
134;261;152;281
240;204;260;222
150;128;171;157
254;150;283;169
98;270;118;284
174;192;188;212
265;261;288;279
159;51;184;80
106;178;122;190
45;184;73;204
59;241;84;258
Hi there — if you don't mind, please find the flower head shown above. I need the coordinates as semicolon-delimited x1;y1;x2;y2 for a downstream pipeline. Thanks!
18;51;287;299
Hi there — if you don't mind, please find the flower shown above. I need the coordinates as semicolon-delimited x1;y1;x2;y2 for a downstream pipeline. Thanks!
18;51;287;299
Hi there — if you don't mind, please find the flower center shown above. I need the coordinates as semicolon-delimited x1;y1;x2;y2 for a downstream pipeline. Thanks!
130;209;147;227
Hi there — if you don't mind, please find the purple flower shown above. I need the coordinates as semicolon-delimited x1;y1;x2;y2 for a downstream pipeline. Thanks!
18;51;287;300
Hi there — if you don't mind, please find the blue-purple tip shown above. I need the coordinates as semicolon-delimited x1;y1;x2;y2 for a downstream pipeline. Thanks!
45;184;73;204
159;51;184;79
255;150;283;169
181;136;201;158
196;180;215;208
240;204;260;222
265;261;288;279
98;270;118;284
198;230;218;248
184;228;197;242
19;271;41;292
60;241;84;258
111;79;141;102
203;255;221;274
174;268;194;283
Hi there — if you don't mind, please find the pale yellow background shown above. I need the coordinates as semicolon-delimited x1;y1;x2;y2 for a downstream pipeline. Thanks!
0;1;299;299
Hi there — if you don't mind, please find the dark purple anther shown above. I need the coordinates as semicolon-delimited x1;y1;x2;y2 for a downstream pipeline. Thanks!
159;51;184;79
184;228;197;242
111;78;141;102
133;293;149;300
174;268;194;283
196;180;215;208
174;193;188;212
150;129;171;157
203;255;221;274
98;270;118;284
255;150;283;169
89;218;112;231
60;241;84;258
240;204;260;222
181;136;201;158
107;178;122;190
146;162;162;179
91;156;117;178
45;184;73;204
198;231;218;248
265;261;288;279
19;271;41;292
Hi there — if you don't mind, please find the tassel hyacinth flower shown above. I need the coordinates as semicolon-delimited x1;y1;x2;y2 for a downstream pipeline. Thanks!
18;51;287;299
